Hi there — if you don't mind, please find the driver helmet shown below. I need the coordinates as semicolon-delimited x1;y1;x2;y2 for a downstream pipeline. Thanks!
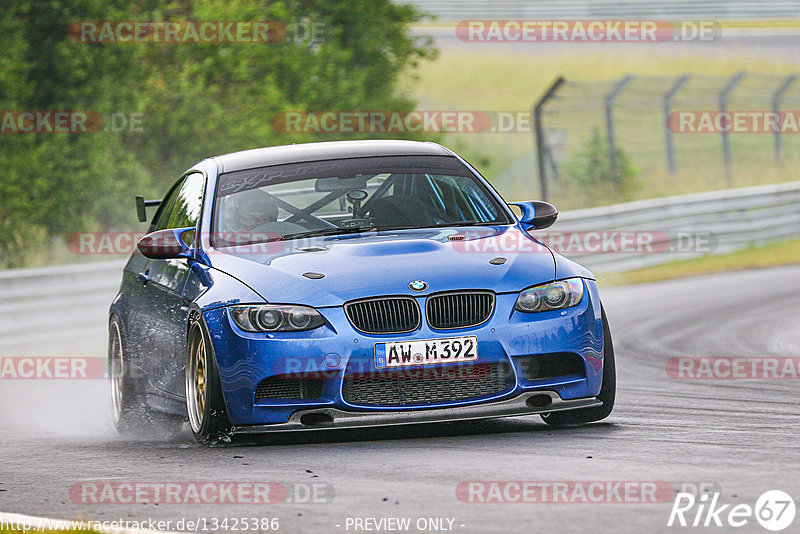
236;189;279;231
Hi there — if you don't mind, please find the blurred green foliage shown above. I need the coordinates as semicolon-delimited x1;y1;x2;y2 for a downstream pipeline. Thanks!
0;0;436;267
562;128;640;206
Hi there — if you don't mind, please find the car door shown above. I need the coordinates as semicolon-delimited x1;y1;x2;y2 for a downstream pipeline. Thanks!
123;178;182;381
142;172;206;397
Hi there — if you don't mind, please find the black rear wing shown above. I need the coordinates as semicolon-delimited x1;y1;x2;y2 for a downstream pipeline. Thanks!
135;195;162;223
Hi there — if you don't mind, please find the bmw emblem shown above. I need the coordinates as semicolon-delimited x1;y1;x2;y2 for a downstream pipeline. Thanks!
409;280;428;292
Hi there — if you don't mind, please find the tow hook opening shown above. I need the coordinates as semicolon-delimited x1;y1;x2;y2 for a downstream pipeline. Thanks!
526;394;553;408
299;412;334;427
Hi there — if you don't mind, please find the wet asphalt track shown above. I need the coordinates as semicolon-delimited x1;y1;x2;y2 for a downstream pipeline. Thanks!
1;265;799;533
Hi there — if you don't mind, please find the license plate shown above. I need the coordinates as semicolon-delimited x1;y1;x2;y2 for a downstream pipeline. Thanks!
374;336;478;369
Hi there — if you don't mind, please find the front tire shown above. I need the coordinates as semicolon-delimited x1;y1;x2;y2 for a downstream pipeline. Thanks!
186;314;232;445
542;306;616;426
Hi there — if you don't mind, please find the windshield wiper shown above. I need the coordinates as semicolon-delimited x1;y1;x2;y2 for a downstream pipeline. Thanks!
282;226;378;240
282;221;499;241
370;221;494;232
432;220;485;227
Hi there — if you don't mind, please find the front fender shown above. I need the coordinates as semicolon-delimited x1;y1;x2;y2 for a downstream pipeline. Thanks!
553;251;595;280
184;261;266;311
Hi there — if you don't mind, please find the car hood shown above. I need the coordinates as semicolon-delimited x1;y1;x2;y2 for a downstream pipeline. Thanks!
206;226;556;308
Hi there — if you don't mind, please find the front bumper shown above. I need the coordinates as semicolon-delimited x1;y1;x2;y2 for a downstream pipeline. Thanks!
203;280;605;426
231;391;602;434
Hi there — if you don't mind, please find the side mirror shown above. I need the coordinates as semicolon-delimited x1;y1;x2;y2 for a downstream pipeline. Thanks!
137;228;194;259
509;201;558;230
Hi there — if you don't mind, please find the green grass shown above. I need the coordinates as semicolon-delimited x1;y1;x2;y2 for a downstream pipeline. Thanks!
595;238;800;286
410;44;800;205
414;49;796;110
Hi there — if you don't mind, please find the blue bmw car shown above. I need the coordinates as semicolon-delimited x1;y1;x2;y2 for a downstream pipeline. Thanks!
109;140;615;444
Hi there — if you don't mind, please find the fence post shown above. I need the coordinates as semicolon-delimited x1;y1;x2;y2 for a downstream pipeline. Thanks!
772;74;797;166
605;75;633;181
719;71;746;186
663;74;691;175
533;76;565;201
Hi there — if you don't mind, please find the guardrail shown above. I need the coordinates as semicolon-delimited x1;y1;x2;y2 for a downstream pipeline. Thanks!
0;181;797;352
0;260;125;354
551;180;800;272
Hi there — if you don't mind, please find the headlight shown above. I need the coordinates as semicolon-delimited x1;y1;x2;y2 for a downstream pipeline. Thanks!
229;305;325;332
514;278;584;313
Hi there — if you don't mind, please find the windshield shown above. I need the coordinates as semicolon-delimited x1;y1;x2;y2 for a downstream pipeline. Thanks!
212;155;512;246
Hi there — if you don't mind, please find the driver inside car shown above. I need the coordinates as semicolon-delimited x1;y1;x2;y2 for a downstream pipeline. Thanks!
218;189;309;245
236;191;279;232
217;190;280;244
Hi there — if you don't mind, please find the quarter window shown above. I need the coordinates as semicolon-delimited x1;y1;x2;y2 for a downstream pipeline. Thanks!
165;172;205;246
168;173;205;228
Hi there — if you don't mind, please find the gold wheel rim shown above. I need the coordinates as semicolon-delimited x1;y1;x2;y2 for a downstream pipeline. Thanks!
195;336;206;415
186;326;208;433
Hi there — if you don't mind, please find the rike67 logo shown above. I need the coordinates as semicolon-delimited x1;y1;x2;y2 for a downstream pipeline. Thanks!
669;490;795;531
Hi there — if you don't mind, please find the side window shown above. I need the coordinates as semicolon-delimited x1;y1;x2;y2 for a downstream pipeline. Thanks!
151;179;185;232
166;172;205;246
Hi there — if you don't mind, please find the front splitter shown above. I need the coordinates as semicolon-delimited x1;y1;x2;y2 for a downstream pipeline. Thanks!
232;391;601;435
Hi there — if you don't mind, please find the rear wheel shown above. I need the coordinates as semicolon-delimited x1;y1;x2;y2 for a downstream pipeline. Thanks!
109;316;183;437
542;306;616;426
186;315;232;445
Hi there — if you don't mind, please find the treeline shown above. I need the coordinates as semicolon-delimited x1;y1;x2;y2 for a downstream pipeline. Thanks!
0;0;435;267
